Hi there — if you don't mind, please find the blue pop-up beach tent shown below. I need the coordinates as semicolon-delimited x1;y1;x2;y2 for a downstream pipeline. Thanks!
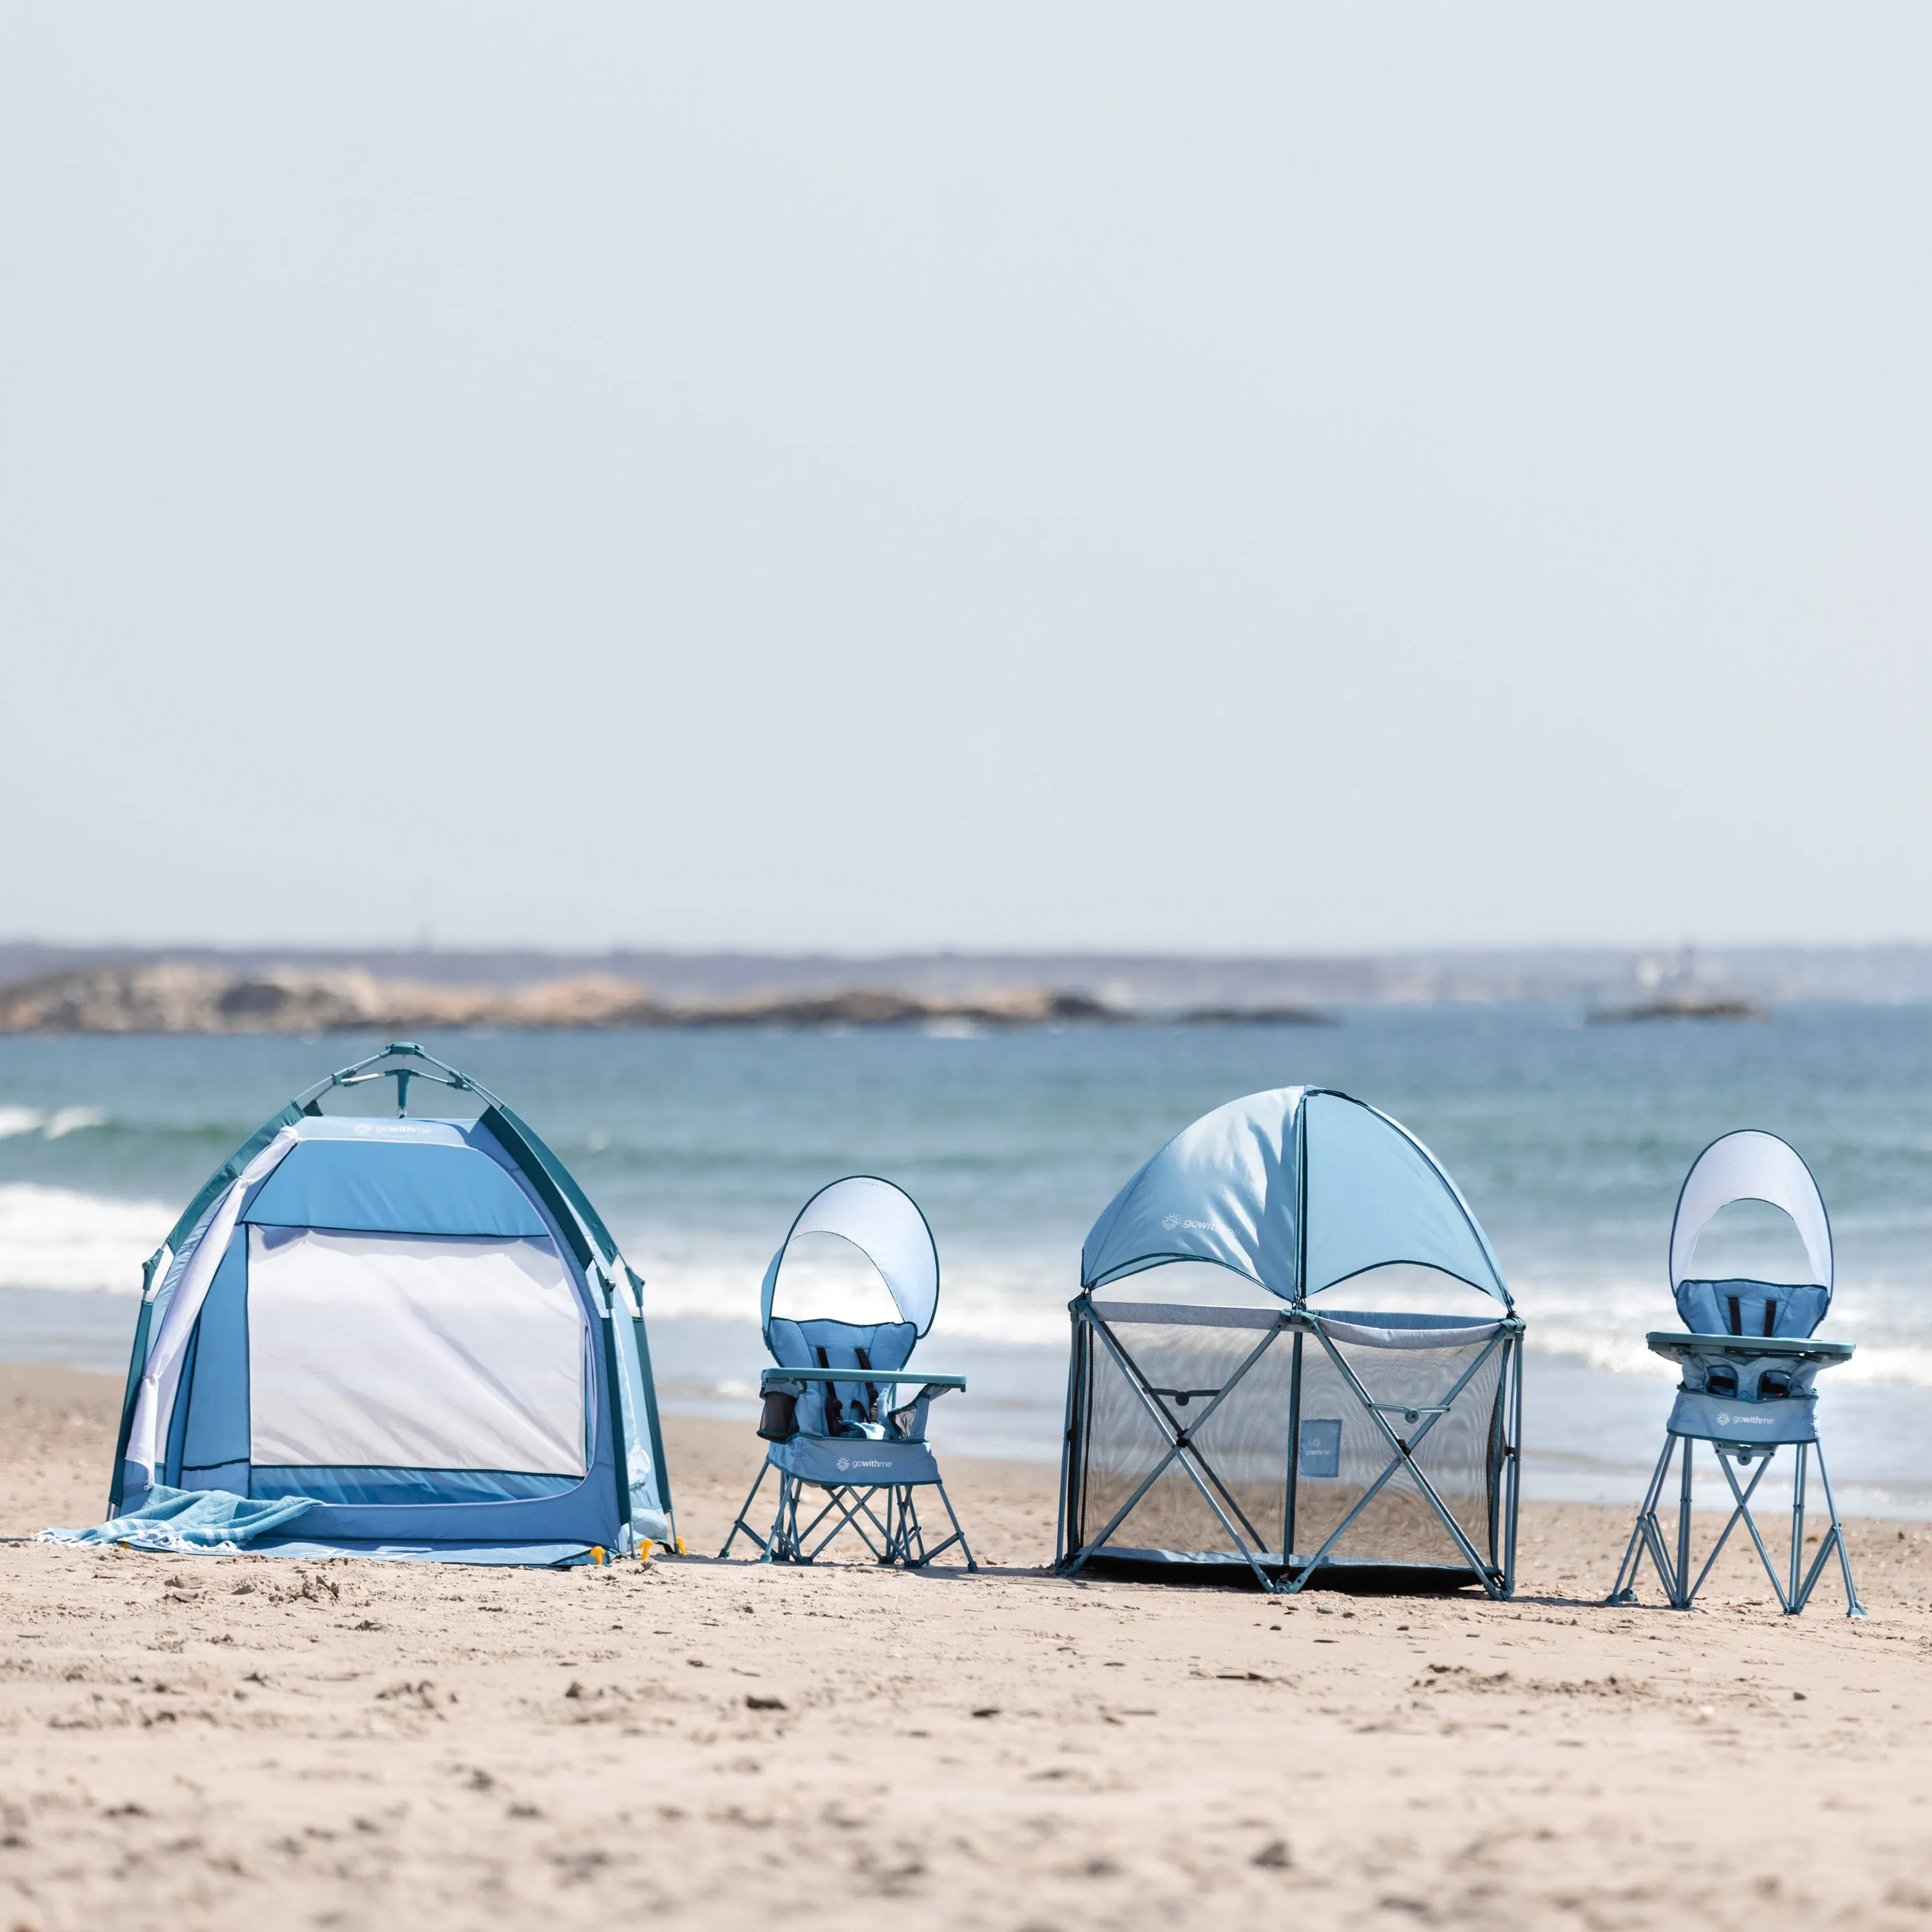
1058;1086;1524;1595
105;1044;673;1566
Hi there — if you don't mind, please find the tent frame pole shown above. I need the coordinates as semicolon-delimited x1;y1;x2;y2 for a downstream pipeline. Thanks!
1055;1298;1089;1568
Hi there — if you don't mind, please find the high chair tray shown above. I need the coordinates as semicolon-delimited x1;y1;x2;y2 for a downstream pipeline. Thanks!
759;1367;967;1391
1646;1332;1853;1363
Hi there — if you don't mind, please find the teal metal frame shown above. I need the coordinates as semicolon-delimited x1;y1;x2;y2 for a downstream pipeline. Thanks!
1610;1431;1863;1617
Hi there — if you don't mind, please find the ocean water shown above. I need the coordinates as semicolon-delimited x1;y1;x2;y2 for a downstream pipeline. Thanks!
6;1007;1932;1517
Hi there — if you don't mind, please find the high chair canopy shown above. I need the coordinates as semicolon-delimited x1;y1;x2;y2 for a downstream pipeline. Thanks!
760;1175;940;1345
1669;1130;1833;1296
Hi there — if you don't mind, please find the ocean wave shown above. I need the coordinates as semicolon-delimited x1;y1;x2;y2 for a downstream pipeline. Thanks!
0;1105;110;1141
0;1184;172;1293
629;1254;1075;1347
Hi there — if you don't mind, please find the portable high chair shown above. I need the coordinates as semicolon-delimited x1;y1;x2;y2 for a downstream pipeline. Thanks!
1611;1131;1862;1616
719;1177;976;1569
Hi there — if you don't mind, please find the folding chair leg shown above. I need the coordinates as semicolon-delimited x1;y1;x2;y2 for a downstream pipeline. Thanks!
1790;1441;1866;1618
1611;1431;1864;1618
908;1479;978;1571
718;1459;777;1561
1611;1434;1681;1605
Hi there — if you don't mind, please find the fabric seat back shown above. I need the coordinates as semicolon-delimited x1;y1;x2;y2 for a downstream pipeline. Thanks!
1676;1278;1829;1341
767;1316;918;1435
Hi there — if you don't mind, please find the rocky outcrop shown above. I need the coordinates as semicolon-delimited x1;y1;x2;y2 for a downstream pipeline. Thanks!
0;964;1125;1034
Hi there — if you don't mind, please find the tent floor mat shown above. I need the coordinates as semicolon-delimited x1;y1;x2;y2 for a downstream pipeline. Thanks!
251;1538;606;1567
1068;1551;1489;1595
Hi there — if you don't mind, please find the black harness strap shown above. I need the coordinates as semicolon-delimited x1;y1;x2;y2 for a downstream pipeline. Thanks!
815;1345;846;1435
1727;1294;1743;1336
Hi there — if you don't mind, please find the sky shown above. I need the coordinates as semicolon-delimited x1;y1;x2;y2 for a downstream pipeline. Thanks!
3;5;1929;955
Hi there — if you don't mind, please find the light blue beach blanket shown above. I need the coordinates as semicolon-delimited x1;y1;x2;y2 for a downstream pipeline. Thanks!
40;1485;319;1555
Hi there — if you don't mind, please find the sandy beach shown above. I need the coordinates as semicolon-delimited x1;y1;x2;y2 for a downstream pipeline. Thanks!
3;1361;1930;1931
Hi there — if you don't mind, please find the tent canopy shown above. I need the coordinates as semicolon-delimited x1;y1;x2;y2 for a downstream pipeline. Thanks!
1080;1086;1510;1307
761;1175;940;1343
108;1044;673;1566
1669;1129;1833;1294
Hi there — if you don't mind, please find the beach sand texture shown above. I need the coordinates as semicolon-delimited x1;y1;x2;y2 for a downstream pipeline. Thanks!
4;1363;1932;1930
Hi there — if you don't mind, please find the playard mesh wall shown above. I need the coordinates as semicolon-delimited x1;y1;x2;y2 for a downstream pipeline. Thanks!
1057;1085;1523;1594
1062;1301;1515;1582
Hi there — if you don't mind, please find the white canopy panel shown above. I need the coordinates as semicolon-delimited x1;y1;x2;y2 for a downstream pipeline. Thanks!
1669;1130;1833;1293
762;1175;940;1336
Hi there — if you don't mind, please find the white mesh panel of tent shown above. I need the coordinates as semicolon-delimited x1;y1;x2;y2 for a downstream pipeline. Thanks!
247;1228;588;1476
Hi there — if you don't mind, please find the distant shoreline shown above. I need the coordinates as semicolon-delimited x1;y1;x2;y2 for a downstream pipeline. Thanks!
0;963;1338;1036
6;939;1932;1010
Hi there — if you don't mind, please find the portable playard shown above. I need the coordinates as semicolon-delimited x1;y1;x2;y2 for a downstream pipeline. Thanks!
721;1176;974;1569
1057;1086;1523;1596
1611;1130;1862;1616
109;1043;674;1566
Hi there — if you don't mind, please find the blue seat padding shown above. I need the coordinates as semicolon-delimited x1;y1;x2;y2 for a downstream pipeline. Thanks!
768;1317;918;1436
1676;1278;1829;1340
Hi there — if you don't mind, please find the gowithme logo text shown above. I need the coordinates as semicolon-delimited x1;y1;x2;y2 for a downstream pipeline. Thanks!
1714;1411;1776;1430
835;1456;892;1473
1161;1213;1218;1233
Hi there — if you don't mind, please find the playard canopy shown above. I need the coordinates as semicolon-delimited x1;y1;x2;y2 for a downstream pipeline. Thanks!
108;1045;672;1566
1058;1086;1523;1595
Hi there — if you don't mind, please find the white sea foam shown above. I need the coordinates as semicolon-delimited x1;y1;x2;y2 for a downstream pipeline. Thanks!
0;1106;110;1141
630;1251;1077;1348
0;1184;172;1293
